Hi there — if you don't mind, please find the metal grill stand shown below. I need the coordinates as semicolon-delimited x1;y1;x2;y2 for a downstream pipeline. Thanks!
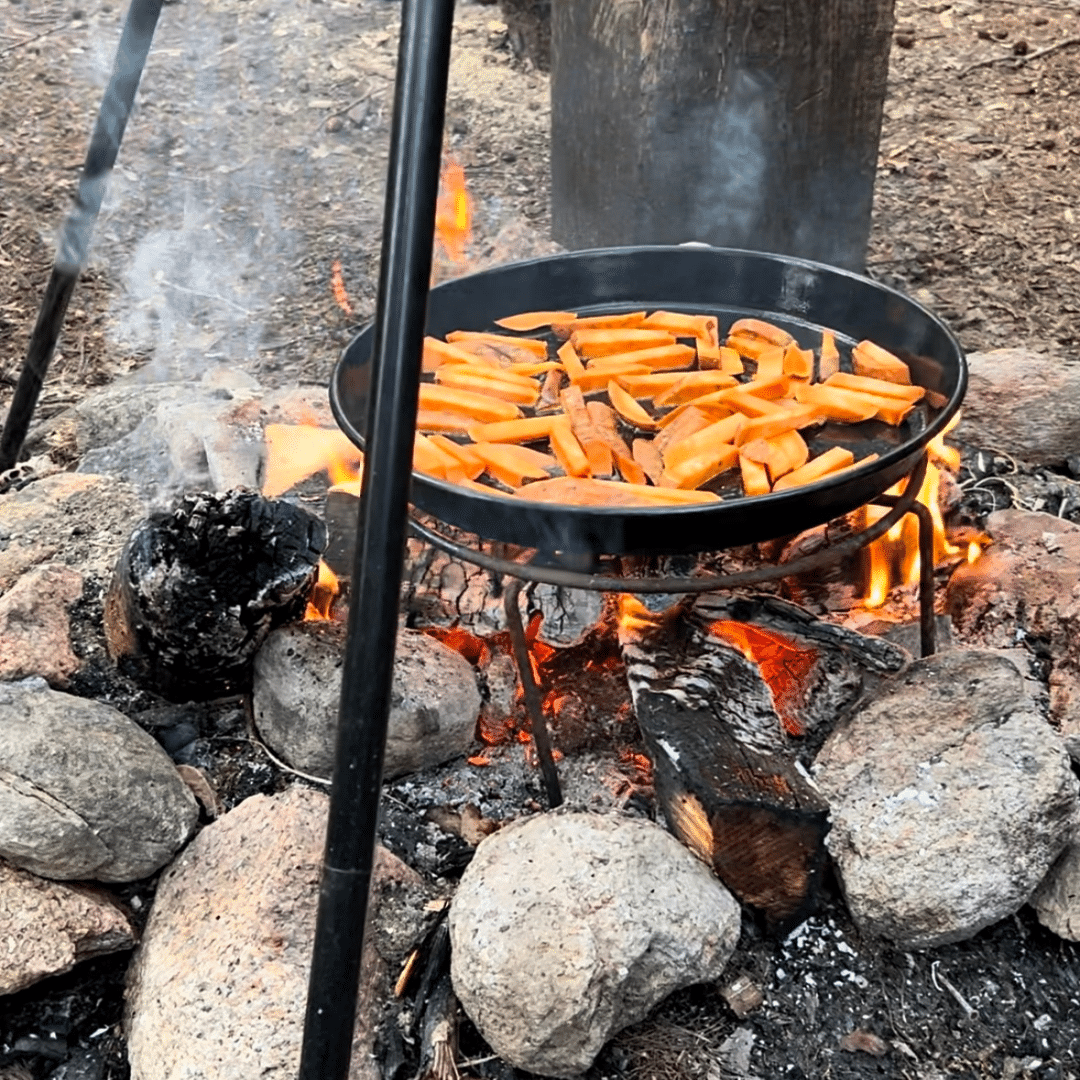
409;452;937;809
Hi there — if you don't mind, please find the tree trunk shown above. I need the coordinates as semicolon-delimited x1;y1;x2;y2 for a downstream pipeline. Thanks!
550;0;896;271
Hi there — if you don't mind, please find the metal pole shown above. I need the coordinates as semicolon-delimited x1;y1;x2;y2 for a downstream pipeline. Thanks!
0;0;166;472
297;0;456;1077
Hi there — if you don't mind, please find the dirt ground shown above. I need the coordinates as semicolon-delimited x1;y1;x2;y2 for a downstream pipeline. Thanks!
2;0;1080;1078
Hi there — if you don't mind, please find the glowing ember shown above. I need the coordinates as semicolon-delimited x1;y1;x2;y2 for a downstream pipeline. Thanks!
262;424;363;498
305;560;341;621
421;625;491;667
434;157;472;264
330;258;354;316
706;621;817;736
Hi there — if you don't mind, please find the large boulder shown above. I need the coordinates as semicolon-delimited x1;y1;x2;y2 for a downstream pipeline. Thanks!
0;680;198;882
814;651;1079;949
449;811;741;1077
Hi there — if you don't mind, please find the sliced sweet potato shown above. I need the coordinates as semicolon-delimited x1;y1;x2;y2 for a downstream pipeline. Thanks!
428;435;485;481
728;317;795;347
587;343;696;371
413;433;456;479
615;372;691;400
434;365;540;406
723;390;787;419
495;310;578;331
445;331;548;357
453;340;544;366
633;438;665;485
587;401;647;485
851;339;912;385
653;405;714;455
467;415;558;444
573;363;650;395
415;409;483;434
771;446;857;492
557;338;586;382
739;453;772;497
726;333;779;362
549;414;591;477
741;430;809;482
734;403;822;447
794;382;879;423
663;413;746;471
470;441;558;487
561;385;613;477
818;329;840;382
570;328;677;358
538;367;565;412
755;345;787;382
418;383;523;424
641;311;719;346
653;371;739;408
554;311;647;335
783;343;815;379
514;476;720;506
423;336;491;372
661;443;739;491
697;338;745;374
824;372;926;402
608;380;659;430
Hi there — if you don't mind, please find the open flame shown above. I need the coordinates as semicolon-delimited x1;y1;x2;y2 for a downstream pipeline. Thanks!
330;259;354;317
860;412;980;609
305;561;341;621
434;157;472;265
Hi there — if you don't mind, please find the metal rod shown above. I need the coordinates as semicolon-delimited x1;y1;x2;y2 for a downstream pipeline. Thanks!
407;454;931;593
914;502;937;657
503;577;563;807
298;1;456;1077
0;0;165;472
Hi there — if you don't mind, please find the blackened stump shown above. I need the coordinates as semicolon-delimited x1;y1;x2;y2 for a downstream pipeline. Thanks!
104;491;326;701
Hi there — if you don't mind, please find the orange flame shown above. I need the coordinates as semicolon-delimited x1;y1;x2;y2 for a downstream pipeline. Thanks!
262;424;363;497
434;158;472;264
616;594;660;637
305;561;341;621
330;259;354;316
706;621;817;736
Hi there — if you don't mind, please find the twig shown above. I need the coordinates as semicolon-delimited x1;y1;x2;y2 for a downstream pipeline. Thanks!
930;962;976;1019
314;92;373;134
959;35;1080;76
0;22;67;57
247;731;331;786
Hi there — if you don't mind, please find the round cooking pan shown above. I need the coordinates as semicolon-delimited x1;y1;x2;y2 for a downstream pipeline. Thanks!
330;246;966;556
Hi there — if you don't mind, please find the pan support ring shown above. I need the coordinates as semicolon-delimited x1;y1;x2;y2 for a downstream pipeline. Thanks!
407;453;934;808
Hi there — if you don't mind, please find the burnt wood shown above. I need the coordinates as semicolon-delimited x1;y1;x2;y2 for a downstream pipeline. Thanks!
621;595;907;931
104;491;326;701
550;0;896;270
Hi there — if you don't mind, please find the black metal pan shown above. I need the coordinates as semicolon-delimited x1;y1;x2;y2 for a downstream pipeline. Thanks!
330;245;966;556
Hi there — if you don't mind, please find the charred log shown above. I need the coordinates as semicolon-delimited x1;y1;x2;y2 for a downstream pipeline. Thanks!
621;594;907;931
104;490;326;701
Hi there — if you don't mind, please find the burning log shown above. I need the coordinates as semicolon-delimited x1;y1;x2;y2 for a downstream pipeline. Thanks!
619;594;907;931
104;491;326;700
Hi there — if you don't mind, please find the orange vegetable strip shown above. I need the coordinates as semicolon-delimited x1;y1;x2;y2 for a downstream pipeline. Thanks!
607;380;659;430
851;340;912;385
819;329;840;382
561;385;613;477
616;372;692;399
428;435;485;481
783;343;815;379
418;383;522;423
726;333;781;362
662;443;739;491
755;345;786;382
505;361;562;377
794;382;879;423
663;413;746;471
514;476;719;507
495;310;578;331
436;362;539;391
572;364;651;396
549;414;591;477
415;409;482;434
723;391;787;419
589;343;697;371
557;339;586;382
827;452;880;480
824;372;926;402
728;317;794;347
554;311;647;334
653;406;713;456
413;433;455;479
806;383;913;425
632;439;664;485
445;331;548;357
570;328;677;358
734;404;822;447
452;340;544;366
641;311;719;345
739;454;772;497
653;372;739;408
744;430;810;482
654;376;789;429
467;415;558;444
457;477;516;499
423;336;492;372
433;367;540;407
772;446;857;492
470;442;557;487
697;338;745;374
587;401;647;486
539;367;565;412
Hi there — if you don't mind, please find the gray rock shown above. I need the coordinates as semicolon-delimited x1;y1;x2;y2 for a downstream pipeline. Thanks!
0;681;198;882
814;651;1079;949
959;348;1080;465
0;859;136;995
0;564;83;686
126;786;429;1080
252;622;481;780
1031;842;1080;941
449;811;741;1077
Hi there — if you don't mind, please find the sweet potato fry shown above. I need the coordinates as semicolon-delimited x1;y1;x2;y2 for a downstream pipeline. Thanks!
415;409;483;434
423;336;492;372
811;382;914;425
739;454;771;497
824;372;926;402
445;331;548;357
557;338;585;382
495;310;578;331
453;340;545;366
467;415;558;444
653;371;739;408
615;372;690;399
434;365;540;406
818;330;840;382
771;446;857;492
734;403;822;447
663;413;746;471
561;385;613;477
741;430;809;482
588;343;696;372
697;339;745;374
514;476;720;506
549;414;591;477
607;380;659;430
573;363;650;395
470;441;558;487
653;405;714;456
728;317;795;347
554;311;647;335
851;339;912;385
633;438;665;485
418;383;523;423
783;343;815;379
723;390;787;419
726;333;781;362
794;382;879;423
538;367;565;412
504;361;561;378
641;311;719;346
661;443;739;491
413;433;456;479
428;435;485;481
587;401;647;485
570;328;677;358
755;345;787;382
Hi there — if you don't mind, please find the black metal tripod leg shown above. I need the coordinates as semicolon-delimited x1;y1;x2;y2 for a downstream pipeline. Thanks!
909;500;937;658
